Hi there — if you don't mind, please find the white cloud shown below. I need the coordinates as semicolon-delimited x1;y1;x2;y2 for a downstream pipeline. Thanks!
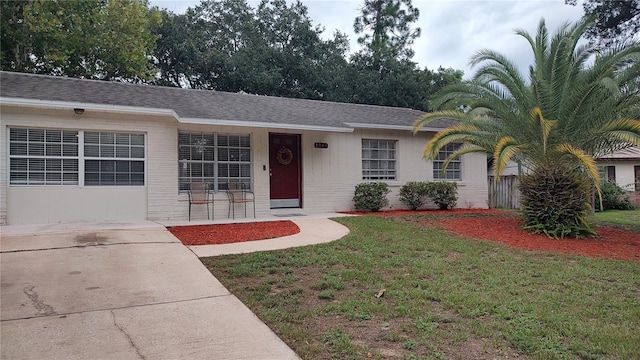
150;0;586;77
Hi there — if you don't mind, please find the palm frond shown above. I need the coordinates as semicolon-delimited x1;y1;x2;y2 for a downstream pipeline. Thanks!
441;144;487;172
493;136;522;176
412;110;467;134
529;107;555;154
554;144;601;194
422;125;482;159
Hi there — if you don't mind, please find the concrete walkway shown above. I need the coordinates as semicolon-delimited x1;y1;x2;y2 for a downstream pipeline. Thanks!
182;215;351;257
0;214;350;360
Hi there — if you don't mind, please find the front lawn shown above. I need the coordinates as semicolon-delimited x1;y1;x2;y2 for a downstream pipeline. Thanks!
202;213;640;359
590;208;640;231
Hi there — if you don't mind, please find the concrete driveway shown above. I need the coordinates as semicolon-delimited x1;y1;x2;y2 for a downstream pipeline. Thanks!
0;221;298;360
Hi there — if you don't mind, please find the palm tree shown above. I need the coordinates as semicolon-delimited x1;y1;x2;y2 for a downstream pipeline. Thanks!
413;18;640;237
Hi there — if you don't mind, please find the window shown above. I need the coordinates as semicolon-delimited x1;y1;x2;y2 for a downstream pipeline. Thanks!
433;143;461;180
84;132;145;186
178;132;251;191
606;166;616;183
9;128;79;185
362;139;396;180
9;128;145;186
597;165;616;183
217;134;252;187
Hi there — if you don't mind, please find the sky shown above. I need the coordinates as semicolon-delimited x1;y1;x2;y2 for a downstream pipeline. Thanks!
149;0;585;78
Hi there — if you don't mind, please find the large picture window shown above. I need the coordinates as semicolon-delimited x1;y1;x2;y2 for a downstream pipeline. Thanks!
433;143;461;180
178;132;251;191
362;139;396;180
9;128;145;186
9;128;79;185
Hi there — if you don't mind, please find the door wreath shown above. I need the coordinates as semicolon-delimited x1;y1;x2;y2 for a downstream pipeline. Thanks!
276;146;293;165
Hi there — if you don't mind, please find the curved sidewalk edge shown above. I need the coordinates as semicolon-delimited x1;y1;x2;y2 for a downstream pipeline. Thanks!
189;218;350;257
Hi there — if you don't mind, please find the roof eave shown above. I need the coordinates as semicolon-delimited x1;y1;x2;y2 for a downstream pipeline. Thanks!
0;97;179;119
179;117;354;133
343;122;444;132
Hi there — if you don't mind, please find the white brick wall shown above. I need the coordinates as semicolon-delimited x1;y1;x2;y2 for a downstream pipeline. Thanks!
1;105;489;225
1;106;174;224
597;160;640;192
0;109;7;224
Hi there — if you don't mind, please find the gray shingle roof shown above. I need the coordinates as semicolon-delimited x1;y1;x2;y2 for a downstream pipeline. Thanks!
1;71;454;130
597;147;640;160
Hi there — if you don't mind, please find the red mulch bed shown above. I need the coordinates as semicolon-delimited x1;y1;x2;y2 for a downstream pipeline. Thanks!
346;209;640;262
340;209;506;217
169;209;639;261
168;220;300;246
435;216;640;262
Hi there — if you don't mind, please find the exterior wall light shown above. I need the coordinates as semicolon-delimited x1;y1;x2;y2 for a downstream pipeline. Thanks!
74;108;85;115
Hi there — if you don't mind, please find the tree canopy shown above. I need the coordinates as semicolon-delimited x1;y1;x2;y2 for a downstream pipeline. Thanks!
151;0;460;110
1;0;160;81
566;0;640;46
354;0;421;62
2;0;462;110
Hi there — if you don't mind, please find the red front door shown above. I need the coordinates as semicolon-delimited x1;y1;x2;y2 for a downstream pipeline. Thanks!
269;133;301;208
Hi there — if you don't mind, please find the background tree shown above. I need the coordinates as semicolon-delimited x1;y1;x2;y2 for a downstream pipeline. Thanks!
566;0;640;46
353;0;420;63
413;18;640;238
153;8;211;87
153;0;350;98
1;0;30;72
2;0;160;81
345;0;459;110
2;0;462;109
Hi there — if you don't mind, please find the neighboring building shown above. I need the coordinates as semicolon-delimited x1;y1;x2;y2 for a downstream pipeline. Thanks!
0;71;488;225
488;147;640;210
597;147;640;206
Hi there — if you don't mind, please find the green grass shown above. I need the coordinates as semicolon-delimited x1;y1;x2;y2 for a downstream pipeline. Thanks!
590;208;640;232
201;215;640;359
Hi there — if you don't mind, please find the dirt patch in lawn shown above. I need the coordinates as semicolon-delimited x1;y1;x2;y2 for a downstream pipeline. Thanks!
289;266;524;359
168;220;300;245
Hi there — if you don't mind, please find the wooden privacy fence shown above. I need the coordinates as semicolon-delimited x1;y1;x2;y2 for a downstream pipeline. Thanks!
488;175;520;209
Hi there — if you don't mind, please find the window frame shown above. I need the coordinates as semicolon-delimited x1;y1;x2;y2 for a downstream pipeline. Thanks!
178;131;252;192
361;138;397;181
8;127;146;187
598;165;617;184
433;143;462;181
83;131;146;186
9;128;80;186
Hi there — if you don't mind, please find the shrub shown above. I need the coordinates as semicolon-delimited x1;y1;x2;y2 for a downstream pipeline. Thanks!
399;181;429;210
353;182;390;212
518;163;595;239
426;182;458;210
600;182;635;210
